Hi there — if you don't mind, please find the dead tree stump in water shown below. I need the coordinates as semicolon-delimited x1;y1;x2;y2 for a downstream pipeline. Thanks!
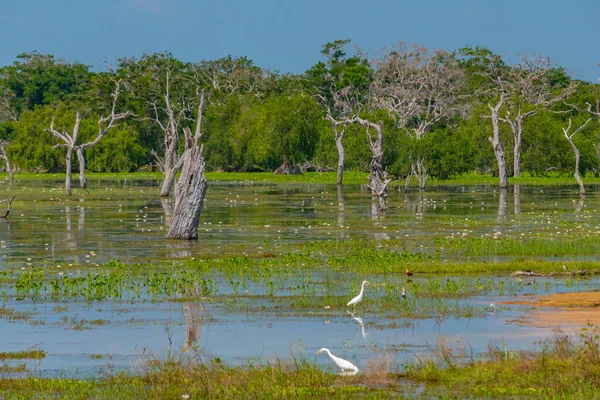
166;87;208;240
167;127;207;240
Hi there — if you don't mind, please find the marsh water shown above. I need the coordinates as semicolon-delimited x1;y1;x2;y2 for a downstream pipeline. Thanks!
0;177;599;377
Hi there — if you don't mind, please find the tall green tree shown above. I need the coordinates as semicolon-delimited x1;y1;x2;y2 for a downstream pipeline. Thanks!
0;52;91;117
306;39;373;184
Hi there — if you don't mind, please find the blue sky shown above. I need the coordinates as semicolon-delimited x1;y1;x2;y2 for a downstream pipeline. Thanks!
1;0;599;82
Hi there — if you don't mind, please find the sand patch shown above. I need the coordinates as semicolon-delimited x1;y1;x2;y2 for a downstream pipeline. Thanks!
499;291;600;328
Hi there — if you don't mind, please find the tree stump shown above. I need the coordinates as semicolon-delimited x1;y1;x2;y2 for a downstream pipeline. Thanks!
274;156;301;175
167;128;207;240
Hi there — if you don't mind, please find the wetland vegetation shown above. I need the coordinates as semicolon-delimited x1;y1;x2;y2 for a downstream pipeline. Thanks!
0;174;600;397
1;33;600;399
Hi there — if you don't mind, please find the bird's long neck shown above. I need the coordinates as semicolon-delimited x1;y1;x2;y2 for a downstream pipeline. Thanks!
359;282;367;295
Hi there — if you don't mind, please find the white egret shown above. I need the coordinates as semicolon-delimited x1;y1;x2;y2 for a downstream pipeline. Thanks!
347;280;370;307
316;348;359;374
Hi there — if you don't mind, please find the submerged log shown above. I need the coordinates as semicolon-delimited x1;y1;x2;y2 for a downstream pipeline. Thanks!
0;195;16;218
510;270;591;277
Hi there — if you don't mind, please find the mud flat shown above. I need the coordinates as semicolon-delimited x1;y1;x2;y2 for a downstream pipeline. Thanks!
501;291;600;329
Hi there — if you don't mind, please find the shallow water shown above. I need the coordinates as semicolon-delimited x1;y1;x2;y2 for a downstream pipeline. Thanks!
0;177;599;376
1;179;599;267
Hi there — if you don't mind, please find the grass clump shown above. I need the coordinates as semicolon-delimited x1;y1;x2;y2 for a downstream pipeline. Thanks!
0;349;46;360
0;356;399;399
406;324;600;398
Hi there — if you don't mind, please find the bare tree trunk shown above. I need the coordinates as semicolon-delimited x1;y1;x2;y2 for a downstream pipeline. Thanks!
349;118;392;209
415;157;428;191
407;156;429;192
0;141;13;182
404;167;413;192
335;125;346;186
488;96;509;189
65;147;73;196
368;127;391;209
502;111;530;178
46;81;130;196
159;165;178;197
167;135;207;239
167;92;208;240
76;148;87;189
563;118;593;195
513;118;523;177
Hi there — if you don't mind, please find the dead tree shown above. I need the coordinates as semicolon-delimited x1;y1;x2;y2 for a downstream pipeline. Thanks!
372;43;466;191
488;95;509;189
46;81;131;196
349;117;392;209
152;69;187;197
332;121;347;185
0;140;13;181
0;86;17;123
167;91;208;240
152;57;259;197
498;54;576;177
316;100;349;185
562;117;593;195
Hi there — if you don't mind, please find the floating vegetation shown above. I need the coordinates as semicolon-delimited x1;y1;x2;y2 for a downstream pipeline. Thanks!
0;349;46;360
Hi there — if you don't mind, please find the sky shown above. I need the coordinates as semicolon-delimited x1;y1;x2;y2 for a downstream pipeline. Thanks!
1;0;599;82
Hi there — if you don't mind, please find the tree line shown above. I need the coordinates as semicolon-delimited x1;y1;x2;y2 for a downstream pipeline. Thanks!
0;41;599;199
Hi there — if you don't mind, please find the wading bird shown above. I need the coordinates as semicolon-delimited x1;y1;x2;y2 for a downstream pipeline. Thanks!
405;267;413;277
317;348;359;375
347;280;370;307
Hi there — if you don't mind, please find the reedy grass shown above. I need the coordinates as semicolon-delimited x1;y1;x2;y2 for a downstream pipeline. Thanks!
0;349;46;360
3;326;600;399
0;356;398;399
406;325;600;398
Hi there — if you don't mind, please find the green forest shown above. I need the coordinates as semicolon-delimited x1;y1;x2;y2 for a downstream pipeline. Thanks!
0;40;599;188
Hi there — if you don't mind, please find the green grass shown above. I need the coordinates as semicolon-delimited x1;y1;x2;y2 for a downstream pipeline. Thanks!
2;327;600;399
5;170;600;187
0;357;401;399
406;325;600;398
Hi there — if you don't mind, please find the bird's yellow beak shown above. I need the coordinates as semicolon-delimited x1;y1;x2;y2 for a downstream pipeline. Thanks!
316;350;322;354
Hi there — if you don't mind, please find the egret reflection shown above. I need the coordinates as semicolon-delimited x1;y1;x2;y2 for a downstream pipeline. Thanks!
348;311;367;338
